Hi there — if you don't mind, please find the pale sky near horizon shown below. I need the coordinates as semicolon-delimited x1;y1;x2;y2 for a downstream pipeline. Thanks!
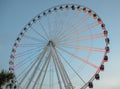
0;0;120;89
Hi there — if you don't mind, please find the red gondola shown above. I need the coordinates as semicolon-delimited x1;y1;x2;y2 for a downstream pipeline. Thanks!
104;55;108;62
100;64;104;71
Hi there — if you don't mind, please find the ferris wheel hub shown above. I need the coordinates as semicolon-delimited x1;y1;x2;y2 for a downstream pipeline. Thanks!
48;40;55;47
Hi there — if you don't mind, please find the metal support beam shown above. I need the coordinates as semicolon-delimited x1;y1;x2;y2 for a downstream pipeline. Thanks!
49;41;74;89
25;47;48;89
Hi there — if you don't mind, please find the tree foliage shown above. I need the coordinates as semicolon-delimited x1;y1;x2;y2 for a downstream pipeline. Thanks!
0;70;15;89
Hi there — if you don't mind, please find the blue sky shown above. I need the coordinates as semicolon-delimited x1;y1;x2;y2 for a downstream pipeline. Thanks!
0;0;120;89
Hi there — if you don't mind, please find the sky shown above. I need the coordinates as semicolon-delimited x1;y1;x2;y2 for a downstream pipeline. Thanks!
0;0;120;89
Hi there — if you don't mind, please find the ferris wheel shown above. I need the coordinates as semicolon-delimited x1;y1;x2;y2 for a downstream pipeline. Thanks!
9;4;110;89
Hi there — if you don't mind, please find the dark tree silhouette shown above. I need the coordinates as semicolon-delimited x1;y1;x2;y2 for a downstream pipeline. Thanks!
0;70;15;89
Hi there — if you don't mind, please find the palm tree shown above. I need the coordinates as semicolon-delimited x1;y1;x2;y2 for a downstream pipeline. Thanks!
0;70;15;89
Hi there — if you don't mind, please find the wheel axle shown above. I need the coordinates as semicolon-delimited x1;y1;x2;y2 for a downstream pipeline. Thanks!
48;40;55;47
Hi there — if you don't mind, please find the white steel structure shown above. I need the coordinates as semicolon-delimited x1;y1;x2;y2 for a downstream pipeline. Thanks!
9;4;110;89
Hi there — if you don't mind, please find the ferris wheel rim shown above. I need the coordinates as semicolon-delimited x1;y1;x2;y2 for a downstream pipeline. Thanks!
9;3;109;89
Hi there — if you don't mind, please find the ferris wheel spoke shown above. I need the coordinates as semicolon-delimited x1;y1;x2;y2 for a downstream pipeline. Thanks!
16;58;35;80
64;13;89;35
52;56;63;89
47;12;59;40
38;54;51;89
67;11;80;25
59;12;79;39
53;23;62;40
53;10;69;43
59;8;69;27
75;46;105;52
58;47;98;69
24;34;43;42
68;46;105;52
61;21;98;42
51;49;67;88
18;43;46;47
64;33;103;43
58;21;98;42
56;24;77;43
18;53;40;85
14;47;43;58
57;35;78;46
77;22;99;35
58;11;80;37
38;22;49;40
18;47;48;86
56;29;78;43
50;44;74;89
54;10;71;40
50;11;60;41
52;55;67;89
55;49;74;89
55;9;67;36
57;34;78;45
56;26;76;44
63;22;99;40
49;60;54;89
64;15;89;38
25;47;48;89
72;14;90;29
58;51;86;84
47;15;52;38
76;33;104;42
60;14;90;40
30;26;48;41
15;47;42;58
14;52;38;70
32;50;51;89
57;33;104;47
